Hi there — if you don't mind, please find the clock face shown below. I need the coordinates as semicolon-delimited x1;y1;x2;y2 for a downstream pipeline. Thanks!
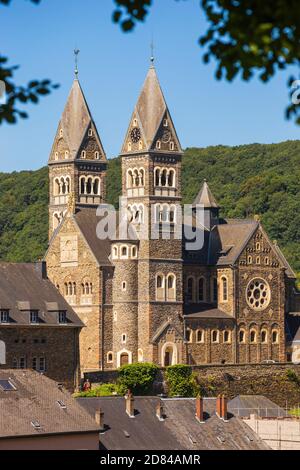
162;130;171;144
130;127;141;143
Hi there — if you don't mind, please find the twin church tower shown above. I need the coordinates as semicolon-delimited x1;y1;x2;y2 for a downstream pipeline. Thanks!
46;60;295;372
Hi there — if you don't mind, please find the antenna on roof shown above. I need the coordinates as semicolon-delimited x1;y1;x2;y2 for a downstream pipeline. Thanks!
74;48;80;79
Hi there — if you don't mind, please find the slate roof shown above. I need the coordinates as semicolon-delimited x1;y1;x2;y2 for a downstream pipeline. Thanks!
0;262;83;327
228;395;287;418
49;79;106;162
121;65;182;153
78;396;269;450
0;370;99;438
193;180;220;208
184;303;234;320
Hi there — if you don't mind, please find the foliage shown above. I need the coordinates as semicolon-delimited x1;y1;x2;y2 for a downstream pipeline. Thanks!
74;383;119;397
285;369;300;386
117;362;159;395
289;407;300;417
0;140;300;280
165;364;198;397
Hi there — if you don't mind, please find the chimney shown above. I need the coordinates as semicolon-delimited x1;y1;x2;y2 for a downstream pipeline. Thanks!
125;391;135;418
195;396;205;423
156;402;165;421
95;409;105;432
221;395;228;422
216;395;222;418
35;261;47;280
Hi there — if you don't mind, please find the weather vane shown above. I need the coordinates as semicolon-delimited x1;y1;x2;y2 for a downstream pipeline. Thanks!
74;48;80;78
150;38;154;65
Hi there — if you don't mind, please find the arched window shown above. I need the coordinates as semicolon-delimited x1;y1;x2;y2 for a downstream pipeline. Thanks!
161;169;167;186
256;256;260;265
272;330;279;344
112;245;118;259
59;128;63;137
187;277;195;303
155;168;160;187
170;142;175;151
156;274;165;301
250;329;257;343
186;329;192;343
81;150;86;159
107;352;113;363
132;246;137;258
212;277;218;302
256;242;261;251
122;281;127;292
265;257;270;265
88;128;93;137
221;276;228;302
167;274;176;301
196;330;204;343
95;151;100;159
54;151;59;160
163;118;168;127
261;330;268;344
168;169;175;187
138;349;144;362
121;246;128;258
248;256;253;264
223;330;231;343
211;330;219;343
156;140;161;150
198;277;205;302
239;329;246;343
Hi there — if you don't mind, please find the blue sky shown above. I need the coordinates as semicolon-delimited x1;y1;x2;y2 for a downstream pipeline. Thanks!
0;0;299;172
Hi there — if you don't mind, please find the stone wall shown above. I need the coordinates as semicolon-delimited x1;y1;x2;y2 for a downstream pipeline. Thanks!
85;363;300;408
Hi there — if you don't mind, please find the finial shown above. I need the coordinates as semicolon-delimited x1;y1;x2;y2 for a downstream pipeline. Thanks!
74;48;80;79
150;38;155;66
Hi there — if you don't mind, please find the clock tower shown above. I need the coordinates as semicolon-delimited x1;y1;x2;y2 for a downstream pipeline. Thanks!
112;62;185;367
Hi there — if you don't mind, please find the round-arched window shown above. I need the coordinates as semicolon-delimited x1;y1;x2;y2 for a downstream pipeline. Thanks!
246;278;271;311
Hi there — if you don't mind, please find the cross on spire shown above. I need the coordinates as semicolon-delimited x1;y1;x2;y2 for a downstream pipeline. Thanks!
150;39;155;66
74;48;80;79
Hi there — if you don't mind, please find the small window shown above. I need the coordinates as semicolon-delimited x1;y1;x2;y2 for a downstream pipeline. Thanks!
221;277;228;302
211;330;219;343
163;119;168;127
256;242;261;251
272;330;279;344
170;142;174;151
107;352;113;363
133;118;138;127
196;330;204;343
261;330;267;344
39;357;46;372
112;245;118;259
95;151;100;160
248;256;253;264
224;330;231;343
239;330;246;343
20;357;26;369
122;281;127;292
132;246;137;258
122;334;127;344
54;152;59;160
58;311;67;324
156;140;161;150
81;150;86;159
250;330;257;343
30;311;39;324
88;128;93;137
65;151;69;159
265;257;270;265
186;329;192;343
59;129;63;137
121;246;128;258
256;256;260;265
0;310;9;324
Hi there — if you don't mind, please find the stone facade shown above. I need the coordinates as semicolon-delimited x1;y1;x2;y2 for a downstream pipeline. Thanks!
45;67;300;375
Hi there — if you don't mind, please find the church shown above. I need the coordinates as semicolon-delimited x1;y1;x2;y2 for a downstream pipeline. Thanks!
45;60;300;373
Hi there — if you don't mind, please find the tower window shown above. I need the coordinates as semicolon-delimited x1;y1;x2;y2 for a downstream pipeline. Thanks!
121;246;128;258
54;152;59;160
88;129;93;136
223;330;231;343
272;330;279;344
163;118;168;127
170;142;174;151
261;330;267;343
250;329;257;343
133;118;138;127
81;150;86;159
248;256;253;264
156;140;161;150
256;256;261;264
196;329;204;343
256;242;261;251
187;277;195;303
65;151;69;159
121;334;127;344
186;329;192;343
265;257;270;265
132;246;137;258
122;281;127;292
211;330;219;343
95;151;100;159
107;352;113;363
239;329;246;343
59;129;63;137
221;276;228;302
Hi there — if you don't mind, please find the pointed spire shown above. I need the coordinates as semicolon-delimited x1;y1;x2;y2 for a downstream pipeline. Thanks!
49;79;106;162
121;66;182;154
193;180;219;208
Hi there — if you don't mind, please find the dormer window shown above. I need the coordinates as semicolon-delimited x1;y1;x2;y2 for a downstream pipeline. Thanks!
88;129;93;137
30;311;39;324
0;310;9;324
81;150;86;159
58;311;67;324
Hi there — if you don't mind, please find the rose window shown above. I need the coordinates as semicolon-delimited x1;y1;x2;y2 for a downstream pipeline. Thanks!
246;278;270;311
